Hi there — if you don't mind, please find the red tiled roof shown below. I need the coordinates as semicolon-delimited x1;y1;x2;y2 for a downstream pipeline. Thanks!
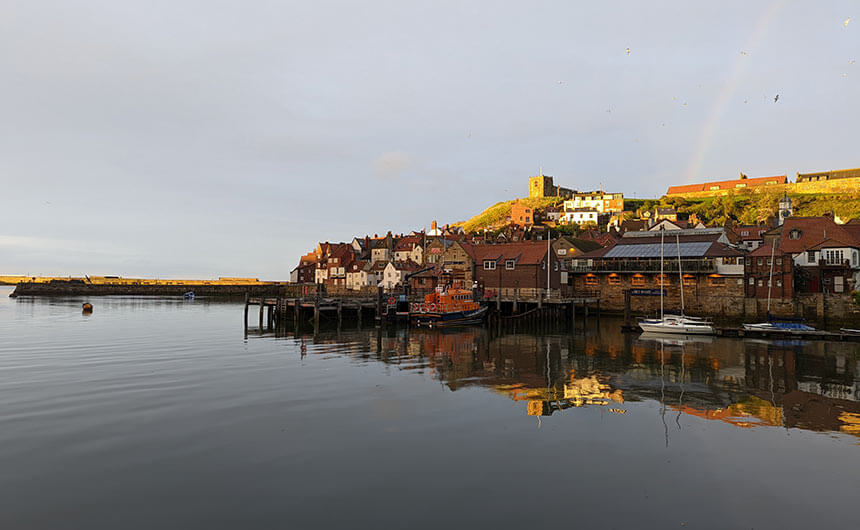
470;242;549;265
807;237;860;251
667;175;786;195
778;216;857;254
748;243;788;257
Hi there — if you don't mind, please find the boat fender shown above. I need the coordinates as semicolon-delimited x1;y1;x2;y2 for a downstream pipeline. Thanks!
82;302;93;314
429;303;436;312
388;296;395;305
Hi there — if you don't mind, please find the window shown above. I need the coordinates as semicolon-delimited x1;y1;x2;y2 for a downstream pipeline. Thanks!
709;276;725;286
741;230;750;236
558;249;567;255
807;250;815;263
505;259;515;270
766;259;772;266
758;279;763;287
631;275;646;286
683;275;696;286
789;229;801;240
776;280;782;287
749;277;754;285
655;274;670;286
483;260;496;270
608;275;621;285
757;258;763;266
542;261;546;270
553;262;558;271
776;258;782;265
585;275;599;286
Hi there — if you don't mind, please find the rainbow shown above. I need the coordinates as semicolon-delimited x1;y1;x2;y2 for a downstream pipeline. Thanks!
684;0;786;183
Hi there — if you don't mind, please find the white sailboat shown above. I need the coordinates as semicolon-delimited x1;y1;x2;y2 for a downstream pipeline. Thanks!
638;231;714;335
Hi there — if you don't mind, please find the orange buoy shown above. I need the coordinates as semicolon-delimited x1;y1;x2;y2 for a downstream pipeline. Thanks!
82;302;93;314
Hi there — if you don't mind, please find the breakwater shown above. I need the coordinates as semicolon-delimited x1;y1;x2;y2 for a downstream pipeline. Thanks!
10;279;283;298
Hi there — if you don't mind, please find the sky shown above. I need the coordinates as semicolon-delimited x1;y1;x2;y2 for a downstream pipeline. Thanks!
1;0;859;279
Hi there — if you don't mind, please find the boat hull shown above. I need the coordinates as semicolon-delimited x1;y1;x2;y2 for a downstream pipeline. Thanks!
638;320;714;335
411;306;488;327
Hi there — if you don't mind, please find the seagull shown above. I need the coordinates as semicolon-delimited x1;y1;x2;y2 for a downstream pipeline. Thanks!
850;59;856;64
774;94;779;102
842;73;848;78
744;98;748;104
606;106;612;113
660;122;665;127
467;130;472;139
740;50;748;56
845;17;851;28
557;80;565;85
626;47;631;55
682;102;687;107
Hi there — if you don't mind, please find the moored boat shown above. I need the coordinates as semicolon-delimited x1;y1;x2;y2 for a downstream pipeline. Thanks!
639;314;714;335
410;284;488;326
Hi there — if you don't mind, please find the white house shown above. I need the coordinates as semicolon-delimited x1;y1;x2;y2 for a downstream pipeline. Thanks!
561;208;599;226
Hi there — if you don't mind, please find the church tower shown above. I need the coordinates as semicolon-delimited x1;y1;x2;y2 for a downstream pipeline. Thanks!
778;193;793;225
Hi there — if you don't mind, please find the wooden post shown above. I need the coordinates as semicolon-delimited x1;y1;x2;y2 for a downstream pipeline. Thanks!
259;297;264;329
293;301;300;329
357;303;362;328
313;298;320;335
275;297;281;327
337;300;343;328
513;288;518;314
496;287;501;312
376;286;383;324
623;290;631;328
267;304;273;329
243;292;249;330
584;301;589;320
570;301;576;327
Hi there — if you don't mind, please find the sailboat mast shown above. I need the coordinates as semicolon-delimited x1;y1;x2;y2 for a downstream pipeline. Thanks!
660;230;664;319
676;233;684;316
767;238;776;314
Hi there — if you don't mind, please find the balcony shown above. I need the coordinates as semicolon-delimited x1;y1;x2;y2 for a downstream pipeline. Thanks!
568;259;717;274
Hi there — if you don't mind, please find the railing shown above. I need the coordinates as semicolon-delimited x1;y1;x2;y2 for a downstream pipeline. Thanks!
569;259;717;273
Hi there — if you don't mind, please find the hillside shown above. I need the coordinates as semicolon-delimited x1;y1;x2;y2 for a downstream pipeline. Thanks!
643;190;860;225
454;197;561;233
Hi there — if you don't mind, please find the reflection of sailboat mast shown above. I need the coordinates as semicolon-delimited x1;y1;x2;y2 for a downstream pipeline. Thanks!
676;347;685;429
660;341;669;447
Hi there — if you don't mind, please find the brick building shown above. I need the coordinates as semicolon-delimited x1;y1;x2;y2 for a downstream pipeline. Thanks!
472;241;560;293
744;243;794;299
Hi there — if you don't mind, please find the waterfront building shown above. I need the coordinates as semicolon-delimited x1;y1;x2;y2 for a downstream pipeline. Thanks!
471;241;560;295
440;241;477;284
764;216;860;293
568;228;744;313
379;260;421;291
394;236;424;264
744;243;794;299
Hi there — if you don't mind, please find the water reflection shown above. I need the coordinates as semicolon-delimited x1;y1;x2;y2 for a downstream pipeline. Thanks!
287;322;860;440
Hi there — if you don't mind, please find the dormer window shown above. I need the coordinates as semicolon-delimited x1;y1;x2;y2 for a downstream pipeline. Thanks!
788;229;801;240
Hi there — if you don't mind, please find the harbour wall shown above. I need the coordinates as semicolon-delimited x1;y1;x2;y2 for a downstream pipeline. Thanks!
10;280;284;298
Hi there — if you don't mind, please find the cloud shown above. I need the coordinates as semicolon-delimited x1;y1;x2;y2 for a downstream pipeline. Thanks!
373;151;416;180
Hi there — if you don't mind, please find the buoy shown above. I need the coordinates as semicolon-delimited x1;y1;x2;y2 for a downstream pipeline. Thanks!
82;302;93;313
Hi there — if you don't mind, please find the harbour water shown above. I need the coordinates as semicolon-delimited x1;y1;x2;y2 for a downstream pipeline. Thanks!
1;286;858;529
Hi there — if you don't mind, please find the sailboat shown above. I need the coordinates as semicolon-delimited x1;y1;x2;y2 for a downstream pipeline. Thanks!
742;241;815;332
639;231;715;335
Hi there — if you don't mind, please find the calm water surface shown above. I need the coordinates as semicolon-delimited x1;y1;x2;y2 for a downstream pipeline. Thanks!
1;286;858;529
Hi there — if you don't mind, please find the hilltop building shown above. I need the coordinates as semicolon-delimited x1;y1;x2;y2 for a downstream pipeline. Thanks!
796;167;860;183
667;173;787;198
528;173;573;198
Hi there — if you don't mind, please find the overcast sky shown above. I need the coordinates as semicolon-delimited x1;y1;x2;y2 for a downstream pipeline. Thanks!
2;1;858;279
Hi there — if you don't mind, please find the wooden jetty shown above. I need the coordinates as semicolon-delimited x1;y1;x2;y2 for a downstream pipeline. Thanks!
620;322;860;342
243;286;602;333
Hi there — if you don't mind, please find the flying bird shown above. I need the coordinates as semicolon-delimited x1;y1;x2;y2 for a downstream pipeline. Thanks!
850;59;856;64
626;47;631;55
740;50;748;56
842;73;848;78
845;17;851;27
557;80;565;85
774;94;779;102
744;98;748;104
467;130;472;139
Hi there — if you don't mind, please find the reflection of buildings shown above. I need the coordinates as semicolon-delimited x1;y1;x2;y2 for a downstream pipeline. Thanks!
291;324;860;438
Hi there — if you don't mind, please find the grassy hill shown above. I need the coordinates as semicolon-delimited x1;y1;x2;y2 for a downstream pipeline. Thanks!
454;197;562;233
